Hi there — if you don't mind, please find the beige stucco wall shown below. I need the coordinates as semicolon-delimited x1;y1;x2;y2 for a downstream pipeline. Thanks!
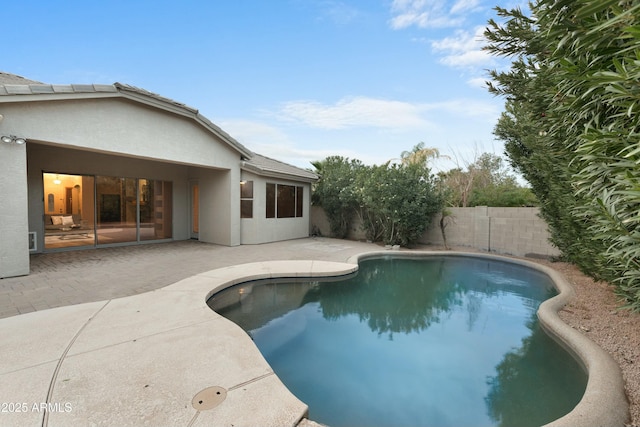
195;167;239;246
0;93;317;278
2;97;242;170
0;95;245;277
240;171;312;244
0;142;29;278
14;96;242;247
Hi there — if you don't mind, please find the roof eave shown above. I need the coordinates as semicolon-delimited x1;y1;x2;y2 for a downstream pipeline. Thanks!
0;82;253;158
195;114;253;159
0;93;121;104
241;162;318;183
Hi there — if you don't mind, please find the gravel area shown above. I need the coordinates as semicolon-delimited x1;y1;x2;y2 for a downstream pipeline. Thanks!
534;259;640;427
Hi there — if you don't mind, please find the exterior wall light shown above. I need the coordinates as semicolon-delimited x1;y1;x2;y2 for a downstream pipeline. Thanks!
1;135;26;144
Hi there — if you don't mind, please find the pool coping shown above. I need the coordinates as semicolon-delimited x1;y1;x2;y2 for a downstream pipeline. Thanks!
0;250;629;426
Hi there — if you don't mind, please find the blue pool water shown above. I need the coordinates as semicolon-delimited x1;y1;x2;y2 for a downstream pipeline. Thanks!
209;256;587;427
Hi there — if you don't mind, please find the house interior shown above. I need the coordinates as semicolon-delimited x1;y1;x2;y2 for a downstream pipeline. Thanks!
42;172;172;250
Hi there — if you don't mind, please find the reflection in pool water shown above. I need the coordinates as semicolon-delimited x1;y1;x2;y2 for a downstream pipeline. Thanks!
209;256;587;427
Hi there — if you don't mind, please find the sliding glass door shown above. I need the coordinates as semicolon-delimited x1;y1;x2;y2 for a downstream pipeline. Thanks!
96;176;138;244
42;173;96;250
96;176;173;245
43;173;172;250
139;179;173;241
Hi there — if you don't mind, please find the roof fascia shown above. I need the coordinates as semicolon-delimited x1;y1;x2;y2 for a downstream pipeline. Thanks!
0;92;121;103
115;88;197;116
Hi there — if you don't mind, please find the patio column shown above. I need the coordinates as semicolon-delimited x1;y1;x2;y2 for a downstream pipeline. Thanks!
0;138;29;278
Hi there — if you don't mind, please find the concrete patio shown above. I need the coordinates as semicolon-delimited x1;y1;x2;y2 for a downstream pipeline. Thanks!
0;239;378;320
0;238;629;426
0;238;376;426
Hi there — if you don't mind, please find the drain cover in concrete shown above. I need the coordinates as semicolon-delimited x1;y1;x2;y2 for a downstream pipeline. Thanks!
192;386;227;411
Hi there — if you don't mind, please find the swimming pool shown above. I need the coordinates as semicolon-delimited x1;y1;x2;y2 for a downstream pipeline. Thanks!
209;255;587;427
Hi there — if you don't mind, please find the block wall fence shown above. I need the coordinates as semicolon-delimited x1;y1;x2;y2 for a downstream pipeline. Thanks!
310;206;560;259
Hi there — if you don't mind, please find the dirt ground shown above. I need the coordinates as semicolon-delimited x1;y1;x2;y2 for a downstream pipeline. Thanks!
533;259;640;427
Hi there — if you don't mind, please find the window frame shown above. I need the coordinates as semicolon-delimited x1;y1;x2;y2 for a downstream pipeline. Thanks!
266;183;304;219
240;180;254;219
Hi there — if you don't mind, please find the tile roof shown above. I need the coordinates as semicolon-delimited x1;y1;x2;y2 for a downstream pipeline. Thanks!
243;153;318;182
0;73;196;113
0;71;43;85
0;72;251;157
0;82;119;96
114;83;197;113
0;71;317;182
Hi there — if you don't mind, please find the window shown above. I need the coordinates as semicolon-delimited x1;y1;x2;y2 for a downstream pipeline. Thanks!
266;183;276;218
240;180;253;218
266;183;304;218
96;176;172;244
296;186;303;218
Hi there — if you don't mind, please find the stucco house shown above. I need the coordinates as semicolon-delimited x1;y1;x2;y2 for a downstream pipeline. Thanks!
0;71;317;279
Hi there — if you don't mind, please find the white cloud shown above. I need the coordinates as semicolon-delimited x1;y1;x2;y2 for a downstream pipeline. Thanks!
217;95;502;169
215;119;362;168
268;96;501;132
216;119;291;147
275;96;434;130
254;143;361;169
450;0;482;15
466;76;491;89
389;0;482;29
440;49;491;67
389;0;463;29
426;98;500;120
317;1;361;25
430;26;494;69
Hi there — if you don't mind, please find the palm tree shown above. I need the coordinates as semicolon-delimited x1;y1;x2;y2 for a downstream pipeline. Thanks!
399;142;448;167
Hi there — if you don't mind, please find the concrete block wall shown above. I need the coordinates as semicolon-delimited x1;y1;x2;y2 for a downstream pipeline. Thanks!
420;207;560;258
310;206;366;241
311;205;560;258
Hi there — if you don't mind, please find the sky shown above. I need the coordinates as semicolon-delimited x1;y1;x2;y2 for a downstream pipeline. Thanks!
4;0;522;174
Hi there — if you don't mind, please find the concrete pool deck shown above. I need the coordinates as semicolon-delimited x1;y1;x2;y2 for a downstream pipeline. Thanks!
0;238;629;426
